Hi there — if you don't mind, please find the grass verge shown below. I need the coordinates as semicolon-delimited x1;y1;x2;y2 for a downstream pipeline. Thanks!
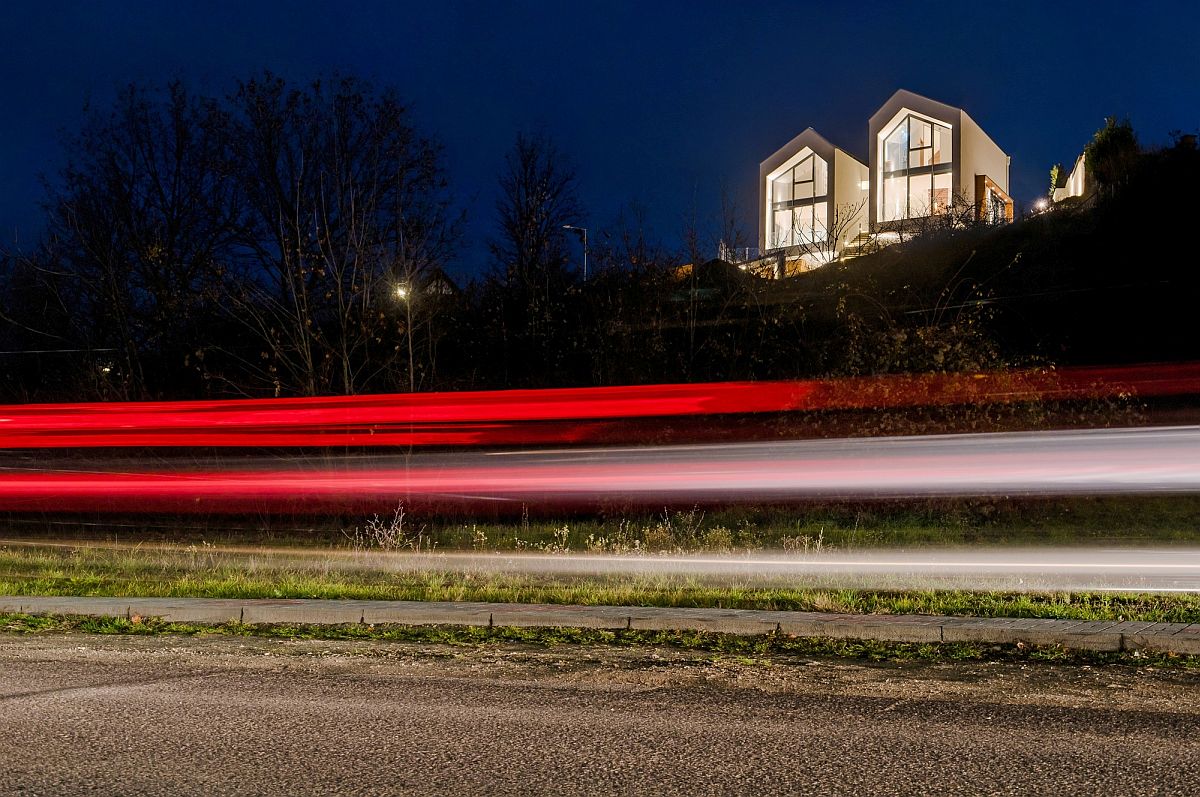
6;577;1200;624
4;544;1200;623
7;495;1200;551
3;612;1197;670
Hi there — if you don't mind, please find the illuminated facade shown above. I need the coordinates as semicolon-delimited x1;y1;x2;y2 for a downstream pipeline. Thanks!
1052;153;1089;203
869;90;1012;232
758;90;1013;270
758;128;868;270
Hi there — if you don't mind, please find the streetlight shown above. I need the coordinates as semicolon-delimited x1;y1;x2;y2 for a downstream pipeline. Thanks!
392;280;414;391
562;224;588;280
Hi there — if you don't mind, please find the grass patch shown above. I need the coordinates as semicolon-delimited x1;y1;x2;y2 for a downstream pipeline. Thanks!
2;543;1200;623
6;495;1200;552
3;612;1197;670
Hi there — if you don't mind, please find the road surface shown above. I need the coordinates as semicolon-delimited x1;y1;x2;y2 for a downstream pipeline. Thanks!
1;634;1198;795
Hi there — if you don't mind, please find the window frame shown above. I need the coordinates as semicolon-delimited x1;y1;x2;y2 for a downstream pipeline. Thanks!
879;113;953;222
768;149;830;247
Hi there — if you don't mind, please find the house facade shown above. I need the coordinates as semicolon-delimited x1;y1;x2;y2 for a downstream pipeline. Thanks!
757;90;1013;271
869;90;1013;232
1052;153;1089;203
758;128;869;272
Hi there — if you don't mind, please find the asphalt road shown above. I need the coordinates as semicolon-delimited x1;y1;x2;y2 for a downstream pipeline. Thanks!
1;635;1199;795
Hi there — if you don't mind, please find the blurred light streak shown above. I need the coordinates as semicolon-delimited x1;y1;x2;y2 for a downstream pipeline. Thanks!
6;539;1200;592
0;361;1198;449
0;426;1197;513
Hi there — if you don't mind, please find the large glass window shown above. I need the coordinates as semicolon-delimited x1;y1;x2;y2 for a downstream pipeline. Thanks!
772;173;792;204
909;117;933;167
879;113;953;222
772;209;791;247
933;125;951;165
884;124;907;173
986;187;1006;225
882;174;906;223
768;149;829;247
932;172;952;214
789;202;826;244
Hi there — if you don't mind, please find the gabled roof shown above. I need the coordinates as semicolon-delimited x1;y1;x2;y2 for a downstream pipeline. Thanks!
869;89;962;129
419;266;460;296
759;127;864;180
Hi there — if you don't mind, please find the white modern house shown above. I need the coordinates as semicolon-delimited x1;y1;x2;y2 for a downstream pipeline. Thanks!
1052;153;1089;203
869;90;1013;232
757;90;1013;273
758;128;869;273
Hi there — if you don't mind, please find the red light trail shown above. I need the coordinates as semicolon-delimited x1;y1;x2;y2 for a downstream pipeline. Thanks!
0;362;1197;449
0;363;1198;514
0;425;1198;514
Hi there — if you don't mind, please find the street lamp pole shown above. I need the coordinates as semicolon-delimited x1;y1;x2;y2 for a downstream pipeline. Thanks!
394;280;414;392
562;224;588;280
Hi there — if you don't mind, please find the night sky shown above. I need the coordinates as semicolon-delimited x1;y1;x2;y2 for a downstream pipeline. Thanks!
2;1;1197;277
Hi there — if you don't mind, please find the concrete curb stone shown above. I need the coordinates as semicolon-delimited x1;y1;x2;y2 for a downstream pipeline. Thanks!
2;596;1198;656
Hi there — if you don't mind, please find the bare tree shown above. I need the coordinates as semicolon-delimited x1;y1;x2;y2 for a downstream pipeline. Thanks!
31;82;238;398
222;73;456;396
769;198;868;275
573;203;680;385
876;189;1005;249
485;132;583;385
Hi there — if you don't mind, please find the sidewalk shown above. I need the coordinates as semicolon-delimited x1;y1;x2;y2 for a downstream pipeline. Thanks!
3;595;1199;655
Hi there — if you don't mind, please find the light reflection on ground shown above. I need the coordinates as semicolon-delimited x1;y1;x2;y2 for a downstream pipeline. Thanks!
6;538;1200;593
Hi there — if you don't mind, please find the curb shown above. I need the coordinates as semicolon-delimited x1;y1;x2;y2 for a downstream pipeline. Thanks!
4;596;1200;656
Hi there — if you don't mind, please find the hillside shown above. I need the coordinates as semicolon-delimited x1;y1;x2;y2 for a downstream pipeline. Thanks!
753;141;1200;368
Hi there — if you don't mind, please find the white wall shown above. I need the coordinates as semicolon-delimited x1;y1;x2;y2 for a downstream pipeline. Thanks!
959;110;1009;206
833;149;869;249
763;145;817;251
1053;154;1087;202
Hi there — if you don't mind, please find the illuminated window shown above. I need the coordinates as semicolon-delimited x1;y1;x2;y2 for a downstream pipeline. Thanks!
879;113;953;222
986;186;1006;224
768;150;829;247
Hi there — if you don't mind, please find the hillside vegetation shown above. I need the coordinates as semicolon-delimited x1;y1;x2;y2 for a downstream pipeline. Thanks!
0;85;1194;400
770;139;1200;370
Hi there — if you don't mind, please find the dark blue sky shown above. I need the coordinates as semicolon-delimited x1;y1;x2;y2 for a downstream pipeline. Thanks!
2;1;1197;276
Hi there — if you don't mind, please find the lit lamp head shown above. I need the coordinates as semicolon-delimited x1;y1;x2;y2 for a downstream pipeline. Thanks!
394;283;410;301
